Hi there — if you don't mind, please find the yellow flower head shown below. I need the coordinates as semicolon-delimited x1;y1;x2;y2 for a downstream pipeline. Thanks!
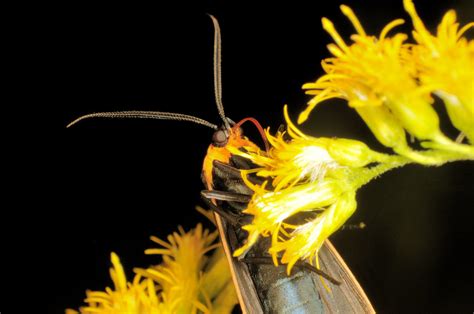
234;177;356;274
300;7;415;115
404;0;474;142
68;223;237;314
231;107;396;273
300;4;441;140
229;106;389;191
270;191;357;272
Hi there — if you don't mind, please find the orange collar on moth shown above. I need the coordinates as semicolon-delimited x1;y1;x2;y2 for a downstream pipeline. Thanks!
202;129;258;188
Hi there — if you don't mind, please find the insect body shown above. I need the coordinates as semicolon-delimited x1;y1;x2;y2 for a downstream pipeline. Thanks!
68;15;375;314
200;16;375;313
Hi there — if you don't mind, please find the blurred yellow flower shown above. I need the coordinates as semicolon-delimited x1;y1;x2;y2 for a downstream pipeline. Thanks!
66;253;170;314
67;223;237;314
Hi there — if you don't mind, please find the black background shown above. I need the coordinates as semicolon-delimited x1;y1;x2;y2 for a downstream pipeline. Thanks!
21;0;474;312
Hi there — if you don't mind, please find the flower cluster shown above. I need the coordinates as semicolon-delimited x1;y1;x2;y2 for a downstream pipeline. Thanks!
231;0;473;273
230;107;405;272
300;0;473;163
67;221;237;314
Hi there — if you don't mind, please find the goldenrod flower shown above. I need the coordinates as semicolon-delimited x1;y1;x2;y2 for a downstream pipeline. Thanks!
404;0;474;143
68;223;237;314
231;107;405;273
136;224;234;313
300;3;474;163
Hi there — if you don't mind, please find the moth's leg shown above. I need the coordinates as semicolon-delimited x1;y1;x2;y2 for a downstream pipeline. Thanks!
213;160;242;180
241;256;341;285
297;260;342;285
200;192;247;227
230;154;255;170
213;160;266;186
201;159;252;186
201;190;251;203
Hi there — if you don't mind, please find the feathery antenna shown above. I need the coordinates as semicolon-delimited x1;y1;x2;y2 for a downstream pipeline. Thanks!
67;111;218;129
208;14;231;131
67;15;230;132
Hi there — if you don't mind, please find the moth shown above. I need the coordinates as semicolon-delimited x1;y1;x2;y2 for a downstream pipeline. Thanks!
68;15;375;314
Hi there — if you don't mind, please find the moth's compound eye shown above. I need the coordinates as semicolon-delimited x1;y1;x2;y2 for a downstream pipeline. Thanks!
212;129;228;147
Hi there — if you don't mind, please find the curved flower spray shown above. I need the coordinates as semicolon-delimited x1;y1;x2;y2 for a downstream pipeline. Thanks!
231;0;473;273
230;107;407;272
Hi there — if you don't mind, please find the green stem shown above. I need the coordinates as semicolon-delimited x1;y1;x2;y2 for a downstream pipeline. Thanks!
394;145;445;165
423;136;474;159
352;157;409;190
351;148;472;190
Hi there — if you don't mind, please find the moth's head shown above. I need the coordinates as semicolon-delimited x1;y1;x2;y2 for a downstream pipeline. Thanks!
212;118;237;147
212;127;229;147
